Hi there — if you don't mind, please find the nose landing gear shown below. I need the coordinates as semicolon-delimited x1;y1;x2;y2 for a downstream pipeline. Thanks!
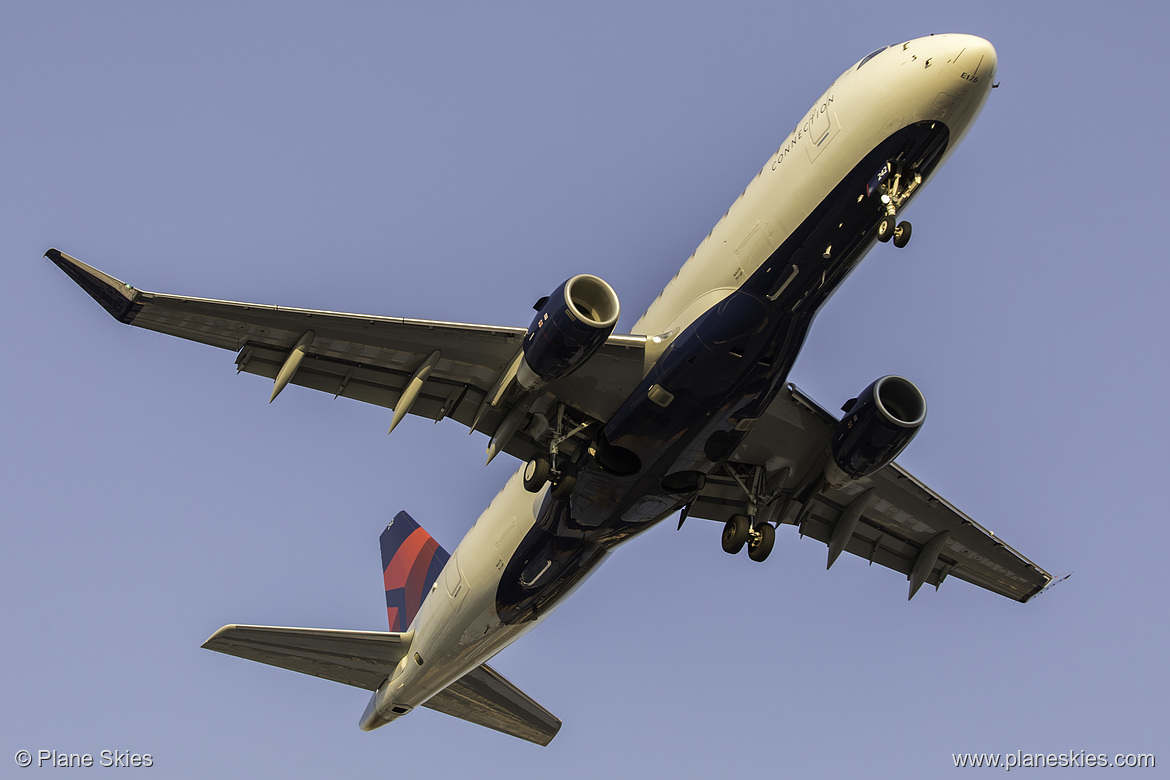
892;220;912;248
878;217;912;248
874;162;920;249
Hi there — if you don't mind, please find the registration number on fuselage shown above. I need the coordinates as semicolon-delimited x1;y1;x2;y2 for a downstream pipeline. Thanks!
866;162;890;196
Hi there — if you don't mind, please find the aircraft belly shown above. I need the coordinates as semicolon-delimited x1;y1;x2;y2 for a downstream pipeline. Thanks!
493;121;952;627
379;115;959;720
425;60;966;642
411;85;970;727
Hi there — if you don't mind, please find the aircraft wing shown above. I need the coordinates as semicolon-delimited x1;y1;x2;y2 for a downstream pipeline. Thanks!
688;384;1053;602
46;249;646;463
203;624;561;745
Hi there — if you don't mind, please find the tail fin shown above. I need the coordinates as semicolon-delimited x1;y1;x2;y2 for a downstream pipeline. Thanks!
380;511;450;632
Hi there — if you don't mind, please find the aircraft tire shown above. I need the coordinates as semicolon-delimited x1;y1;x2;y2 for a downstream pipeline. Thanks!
877;215;896;242
524;456;550;492
722;514;751;554
550;464;577;501
748;522;776;562
893;221;912;248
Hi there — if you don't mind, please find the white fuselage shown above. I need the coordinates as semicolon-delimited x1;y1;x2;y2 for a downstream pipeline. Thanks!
366;33;997;725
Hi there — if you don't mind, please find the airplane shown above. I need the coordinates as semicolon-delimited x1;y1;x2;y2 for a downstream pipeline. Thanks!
46;33;1052;746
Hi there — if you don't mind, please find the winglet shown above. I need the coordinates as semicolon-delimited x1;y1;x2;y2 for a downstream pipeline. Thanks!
380;511;450;632
1024;571;1073;602
45;248;142;324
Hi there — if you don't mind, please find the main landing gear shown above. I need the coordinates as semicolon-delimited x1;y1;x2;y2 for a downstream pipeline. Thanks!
721;514;776;562
713;462;789;563
522;404;587;501
523;454;577;501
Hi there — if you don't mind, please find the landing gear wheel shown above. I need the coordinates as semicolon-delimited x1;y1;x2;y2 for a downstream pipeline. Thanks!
893;220;912;248
550;464;577;501
721;514;751;554
747;522;776;562
523;456;550;492
877;214;896;243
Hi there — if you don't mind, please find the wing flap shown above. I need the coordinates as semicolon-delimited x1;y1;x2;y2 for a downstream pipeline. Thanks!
234;343;481;423
201;624;411;691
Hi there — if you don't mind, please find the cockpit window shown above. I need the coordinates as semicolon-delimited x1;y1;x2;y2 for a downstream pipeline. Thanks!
857;46;888;69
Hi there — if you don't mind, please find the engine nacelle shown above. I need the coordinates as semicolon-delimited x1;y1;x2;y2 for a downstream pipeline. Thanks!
517;274;620;389
827;375;926;486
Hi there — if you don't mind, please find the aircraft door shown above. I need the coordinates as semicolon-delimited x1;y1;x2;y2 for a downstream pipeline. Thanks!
804;91;840;161
444;552;470;611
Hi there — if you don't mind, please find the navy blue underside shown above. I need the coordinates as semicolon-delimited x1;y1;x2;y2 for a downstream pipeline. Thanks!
496;121;950;624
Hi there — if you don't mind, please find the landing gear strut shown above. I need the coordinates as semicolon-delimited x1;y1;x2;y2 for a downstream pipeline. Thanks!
713;462;790;563
522;405;589;500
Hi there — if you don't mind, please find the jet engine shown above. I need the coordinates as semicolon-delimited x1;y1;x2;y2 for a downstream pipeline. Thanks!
517;274;620;390
826;375;926;486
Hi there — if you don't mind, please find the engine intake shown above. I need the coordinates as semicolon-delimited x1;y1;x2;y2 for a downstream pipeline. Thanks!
518;275;620;389
827;375;926;485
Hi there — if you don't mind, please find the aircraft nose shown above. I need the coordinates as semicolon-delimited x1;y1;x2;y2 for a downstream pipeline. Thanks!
947;34;997;86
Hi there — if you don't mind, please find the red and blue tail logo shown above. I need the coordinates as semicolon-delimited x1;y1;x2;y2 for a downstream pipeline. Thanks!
380;511;450;633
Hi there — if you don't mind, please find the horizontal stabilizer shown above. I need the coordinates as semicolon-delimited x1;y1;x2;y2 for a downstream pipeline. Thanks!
202;624;412;690
427;664;561;746
203;624;561;745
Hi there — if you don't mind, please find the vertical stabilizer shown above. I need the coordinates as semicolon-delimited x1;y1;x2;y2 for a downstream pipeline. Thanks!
380;511;450;632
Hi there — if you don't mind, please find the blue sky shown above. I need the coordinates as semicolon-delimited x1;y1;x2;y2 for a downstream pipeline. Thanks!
3;2;1167;777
